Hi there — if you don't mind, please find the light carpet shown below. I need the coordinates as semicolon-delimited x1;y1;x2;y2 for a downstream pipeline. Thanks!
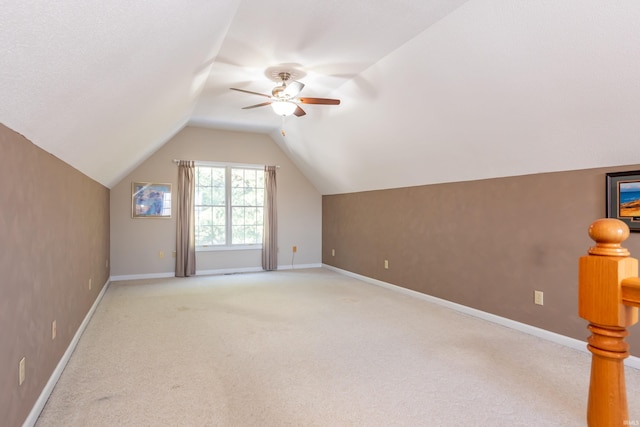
35;268;640;426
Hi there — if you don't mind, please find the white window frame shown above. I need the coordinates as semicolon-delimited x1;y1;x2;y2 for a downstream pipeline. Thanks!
194;161;264;252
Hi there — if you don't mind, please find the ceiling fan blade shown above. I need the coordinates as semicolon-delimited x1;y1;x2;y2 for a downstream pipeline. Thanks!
283;81;304;98
293;106;306;117
298;97;341;105
230;87;271;98
242;101;272;110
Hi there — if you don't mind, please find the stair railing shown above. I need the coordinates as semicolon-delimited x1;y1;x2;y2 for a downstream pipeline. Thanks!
579;218;640;426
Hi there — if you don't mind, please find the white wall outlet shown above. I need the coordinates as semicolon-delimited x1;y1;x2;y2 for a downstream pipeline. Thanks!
52;320;57;340
534;290;544;305
384;260;389;269
19;357;26;385
331;249;335;256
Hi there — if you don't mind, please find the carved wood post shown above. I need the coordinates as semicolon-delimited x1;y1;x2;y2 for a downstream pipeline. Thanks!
579;218;639;426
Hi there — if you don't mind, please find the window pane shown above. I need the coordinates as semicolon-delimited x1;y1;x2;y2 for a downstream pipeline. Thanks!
196;225;211;246
244;187;257;206
231;187;244;205
232;226;245;244
196;207;213;225
198;187;212;206
244;169;257;188
246;207;257;225
213;206;226;225
231;169;244;188
232;207;245;226
211;225;226;245
212;187;225;205
246;226;261;244
211;168;225;186
197;167;211;187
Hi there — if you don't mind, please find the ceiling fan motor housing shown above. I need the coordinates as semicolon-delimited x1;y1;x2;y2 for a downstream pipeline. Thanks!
272;72;292;98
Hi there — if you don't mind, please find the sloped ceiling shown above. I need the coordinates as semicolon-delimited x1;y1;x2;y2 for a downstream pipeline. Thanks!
2;1;640;194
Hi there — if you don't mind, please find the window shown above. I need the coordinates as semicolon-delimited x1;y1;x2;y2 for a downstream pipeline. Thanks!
194;164;264;248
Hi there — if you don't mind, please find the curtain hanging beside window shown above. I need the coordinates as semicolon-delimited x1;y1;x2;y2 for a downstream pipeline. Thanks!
262;166;278;271
176;160;196;277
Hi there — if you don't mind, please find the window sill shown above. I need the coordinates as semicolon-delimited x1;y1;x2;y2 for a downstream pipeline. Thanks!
196;245;262;252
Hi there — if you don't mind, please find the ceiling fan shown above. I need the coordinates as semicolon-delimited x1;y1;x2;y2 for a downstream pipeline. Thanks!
230;72;340;117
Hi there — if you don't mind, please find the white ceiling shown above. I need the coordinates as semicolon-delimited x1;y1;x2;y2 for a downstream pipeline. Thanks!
2;0;640;194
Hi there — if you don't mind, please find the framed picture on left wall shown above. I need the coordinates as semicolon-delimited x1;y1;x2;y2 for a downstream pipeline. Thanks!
132;182;172;218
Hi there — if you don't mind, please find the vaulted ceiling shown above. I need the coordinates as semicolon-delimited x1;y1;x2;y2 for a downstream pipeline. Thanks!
2;1;640;194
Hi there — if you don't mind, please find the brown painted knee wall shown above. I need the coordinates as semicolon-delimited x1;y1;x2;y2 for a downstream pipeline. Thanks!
323;166;640;356
0;124;110;427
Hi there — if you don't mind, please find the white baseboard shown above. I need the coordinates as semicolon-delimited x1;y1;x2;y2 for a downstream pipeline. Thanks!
197;266;263;276
322;264;640;370
278;263;322;271
111;263;323;281
110;272;175;281
23;279;111;427
200;263;321;275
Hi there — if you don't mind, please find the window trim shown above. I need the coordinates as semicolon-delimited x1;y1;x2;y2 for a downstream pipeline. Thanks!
194;161;264;250
195;245;261;252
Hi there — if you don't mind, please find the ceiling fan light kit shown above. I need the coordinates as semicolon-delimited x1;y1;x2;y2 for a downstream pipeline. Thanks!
271;100;298;116
230;70;340;118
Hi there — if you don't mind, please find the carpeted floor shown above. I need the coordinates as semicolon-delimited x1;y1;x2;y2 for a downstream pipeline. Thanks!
35;268;640;426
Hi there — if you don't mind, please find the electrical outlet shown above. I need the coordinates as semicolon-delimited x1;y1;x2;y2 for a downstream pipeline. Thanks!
19;357;26;386
52;320;57;340
292;246;297;253
534;290;544;305
384;260;389;269
332;249;335;256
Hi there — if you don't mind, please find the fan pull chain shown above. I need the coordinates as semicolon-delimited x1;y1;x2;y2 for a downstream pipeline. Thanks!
281;116;286;136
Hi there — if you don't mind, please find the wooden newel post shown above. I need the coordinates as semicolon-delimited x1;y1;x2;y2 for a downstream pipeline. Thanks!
579;218;639;426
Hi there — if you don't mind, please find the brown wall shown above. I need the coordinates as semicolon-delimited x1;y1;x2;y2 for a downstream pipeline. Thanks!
0;124;110;427
323;166;640;356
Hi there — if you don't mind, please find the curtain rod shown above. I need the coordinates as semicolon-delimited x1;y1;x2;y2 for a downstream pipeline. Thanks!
172;160;279;168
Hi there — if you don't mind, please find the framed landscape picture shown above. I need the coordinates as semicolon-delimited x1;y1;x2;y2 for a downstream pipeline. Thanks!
132;182;172;218
606;171;640;231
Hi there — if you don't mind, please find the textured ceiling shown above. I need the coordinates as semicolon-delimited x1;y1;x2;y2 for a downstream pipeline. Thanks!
2;1;640;193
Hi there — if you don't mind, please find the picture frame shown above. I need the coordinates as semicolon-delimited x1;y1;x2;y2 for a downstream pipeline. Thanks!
606;171;640;232
132;182;172;218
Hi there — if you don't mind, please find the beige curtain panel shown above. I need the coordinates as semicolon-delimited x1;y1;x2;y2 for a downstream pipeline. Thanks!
262;166;278;271
175;160;196;277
